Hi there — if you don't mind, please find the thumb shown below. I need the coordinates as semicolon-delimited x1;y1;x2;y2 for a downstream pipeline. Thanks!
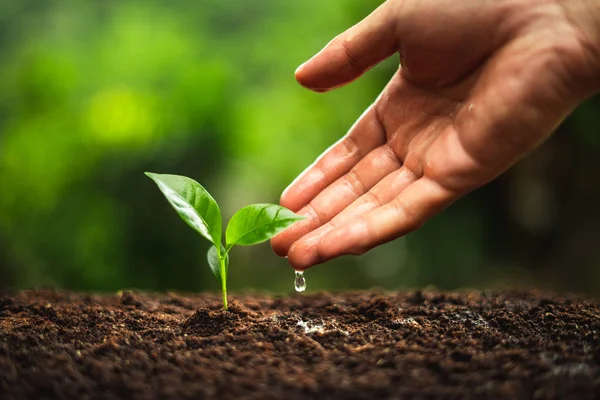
295;1;400;92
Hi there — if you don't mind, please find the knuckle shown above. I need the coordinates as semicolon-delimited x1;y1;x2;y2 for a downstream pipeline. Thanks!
341;135;361;159
390;197;420;232
351;218;376;255
339;36;363;72
306;203;326;226
362;191;382;208
382;144;402;168
344;169;367;197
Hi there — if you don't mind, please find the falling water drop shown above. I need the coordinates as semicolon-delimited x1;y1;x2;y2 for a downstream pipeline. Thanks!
294;271;306;292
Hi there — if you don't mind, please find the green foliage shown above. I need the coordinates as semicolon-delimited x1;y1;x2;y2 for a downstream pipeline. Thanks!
207;245;228;282
145;173;222;248
146;173;304;310
226;204;304;247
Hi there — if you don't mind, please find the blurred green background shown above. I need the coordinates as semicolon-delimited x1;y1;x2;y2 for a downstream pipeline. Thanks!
1;0;599;296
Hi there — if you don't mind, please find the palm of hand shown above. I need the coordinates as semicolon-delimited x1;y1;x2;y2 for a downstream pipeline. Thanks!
271;0;599;270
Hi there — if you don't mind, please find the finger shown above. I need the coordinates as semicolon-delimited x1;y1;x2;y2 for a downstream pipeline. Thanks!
271;144;401;256
293;178;455;269
295;1;399;92
286;166;417;268
323;178;455;259
330;166;417;226
280;105;386;212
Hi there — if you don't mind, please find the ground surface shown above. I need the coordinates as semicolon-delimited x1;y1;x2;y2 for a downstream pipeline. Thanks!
1;289;600;399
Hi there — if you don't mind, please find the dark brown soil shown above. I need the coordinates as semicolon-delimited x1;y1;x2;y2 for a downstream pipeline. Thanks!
1;288;600;400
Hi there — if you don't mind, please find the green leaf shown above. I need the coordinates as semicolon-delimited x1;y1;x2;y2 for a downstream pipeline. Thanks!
226;203;304;247
145;172;222;247
207;245;228;282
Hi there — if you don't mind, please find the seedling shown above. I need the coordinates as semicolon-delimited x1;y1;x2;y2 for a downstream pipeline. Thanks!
145;172;304;310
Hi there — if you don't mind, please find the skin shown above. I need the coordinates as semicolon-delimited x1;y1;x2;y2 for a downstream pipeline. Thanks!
271;0;600;270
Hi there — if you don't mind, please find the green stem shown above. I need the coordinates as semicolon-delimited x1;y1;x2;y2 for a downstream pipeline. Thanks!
219;255;228;311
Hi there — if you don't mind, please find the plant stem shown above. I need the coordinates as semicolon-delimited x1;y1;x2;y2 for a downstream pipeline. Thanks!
219;255;228;311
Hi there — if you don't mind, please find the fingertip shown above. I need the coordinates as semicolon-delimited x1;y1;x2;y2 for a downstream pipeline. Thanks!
294;62;307;81
288;241;322;271
294;51;337;93
294;60;314;88
270;212;318;257
280;168;326;212
287;223;337;270
270;235;289;257
318;230;345;260
279;187;296;212
319;221;368;259
270;225;299;257
288;258;309;272
295;64;328;92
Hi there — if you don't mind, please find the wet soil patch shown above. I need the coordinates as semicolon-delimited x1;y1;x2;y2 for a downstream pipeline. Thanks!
1;289;600;399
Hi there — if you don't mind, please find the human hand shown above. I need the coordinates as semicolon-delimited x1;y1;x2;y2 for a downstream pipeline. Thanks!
271;0;600;270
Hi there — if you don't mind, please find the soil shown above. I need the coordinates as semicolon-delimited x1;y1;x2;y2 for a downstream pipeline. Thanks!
1;288;600;400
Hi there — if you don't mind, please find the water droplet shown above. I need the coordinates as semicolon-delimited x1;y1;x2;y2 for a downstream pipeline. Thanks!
294;271;306;292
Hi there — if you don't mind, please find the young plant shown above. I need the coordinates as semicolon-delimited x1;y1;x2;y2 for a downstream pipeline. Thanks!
145;172;304;310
